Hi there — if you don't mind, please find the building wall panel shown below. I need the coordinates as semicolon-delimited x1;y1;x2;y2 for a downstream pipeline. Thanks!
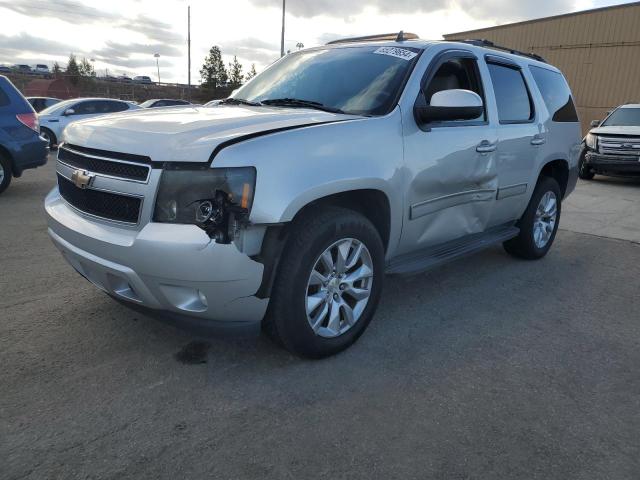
445;2;640;133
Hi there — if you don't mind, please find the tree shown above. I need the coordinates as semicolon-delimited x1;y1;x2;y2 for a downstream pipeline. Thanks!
65;53;80;84
228;56;244;86
52;61;61;75
245;63;257;82
79;57;95;77
200;46;228;88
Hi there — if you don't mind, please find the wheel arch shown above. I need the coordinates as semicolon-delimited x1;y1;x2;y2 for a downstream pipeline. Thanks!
253;188;393;300
537;158;569;198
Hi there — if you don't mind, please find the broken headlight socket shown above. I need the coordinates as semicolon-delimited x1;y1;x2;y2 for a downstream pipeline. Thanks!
153;166;256;243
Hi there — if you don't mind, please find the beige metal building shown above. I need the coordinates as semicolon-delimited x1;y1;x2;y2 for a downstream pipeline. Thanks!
444;1;640;134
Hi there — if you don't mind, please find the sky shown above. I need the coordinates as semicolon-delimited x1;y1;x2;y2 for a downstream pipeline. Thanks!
0;0;633;84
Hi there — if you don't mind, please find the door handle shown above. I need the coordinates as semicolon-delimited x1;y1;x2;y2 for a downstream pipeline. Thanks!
476;141;497;153
531;136;546;146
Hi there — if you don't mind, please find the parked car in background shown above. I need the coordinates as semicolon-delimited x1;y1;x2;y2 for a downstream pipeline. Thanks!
0;75;48;194
117;75;132;83
13;64;32;74
133;76;153;84
33;64;50;75
139;99;191;108
38;98;140;148
45;37;581;357
27;97;61;113
0;65;12;74
579;104;640;179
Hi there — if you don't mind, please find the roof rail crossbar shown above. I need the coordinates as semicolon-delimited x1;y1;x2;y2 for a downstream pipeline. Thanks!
327;32;419;45
459;39;547;63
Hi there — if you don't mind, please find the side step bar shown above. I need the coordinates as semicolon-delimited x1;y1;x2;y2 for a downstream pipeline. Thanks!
386;225;519;275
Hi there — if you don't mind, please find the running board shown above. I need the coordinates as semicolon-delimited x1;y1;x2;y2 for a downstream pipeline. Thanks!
386;226;519;275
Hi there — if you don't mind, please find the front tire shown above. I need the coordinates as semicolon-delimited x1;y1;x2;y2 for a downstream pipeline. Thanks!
503;176;561;260
0;154;12;195
264;207;385;358
578;150;595;180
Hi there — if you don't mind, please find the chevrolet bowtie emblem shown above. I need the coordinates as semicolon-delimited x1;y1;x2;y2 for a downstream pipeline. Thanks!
71;169;94;189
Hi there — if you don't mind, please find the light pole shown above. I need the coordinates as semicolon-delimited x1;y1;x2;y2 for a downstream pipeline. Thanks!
280;0;285;57
154;53;161;83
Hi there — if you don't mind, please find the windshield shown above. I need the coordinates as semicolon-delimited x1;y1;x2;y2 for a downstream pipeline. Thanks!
232;45;421;116
601;107;640;127
139;100;156;108
39;99;77;115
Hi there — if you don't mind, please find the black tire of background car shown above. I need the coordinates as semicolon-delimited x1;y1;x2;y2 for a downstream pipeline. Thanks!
40;127;57;149
503;176;562;260
263;206;385;359
578;150;595;180
0;153;13;194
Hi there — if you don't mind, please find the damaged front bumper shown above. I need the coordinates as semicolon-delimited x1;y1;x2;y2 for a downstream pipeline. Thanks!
45;187;269;332
585;151;640;175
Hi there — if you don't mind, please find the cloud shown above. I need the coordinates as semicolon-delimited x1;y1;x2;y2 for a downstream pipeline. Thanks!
94;41;181;60
0;0;120;22
0;32;86;57
119;15;183;44
217;37;280;65
248;0;575;22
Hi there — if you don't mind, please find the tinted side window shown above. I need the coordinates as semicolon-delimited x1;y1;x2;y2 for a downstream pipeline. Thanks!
73;101;99;115
487;63;533;123
154;101;167;107
105;101;129;112
0;88;11;107
529;66;578;122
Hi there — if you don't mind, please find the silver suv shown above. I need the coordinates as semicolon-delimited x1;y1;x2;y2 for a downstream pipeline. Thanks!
45;35;581;358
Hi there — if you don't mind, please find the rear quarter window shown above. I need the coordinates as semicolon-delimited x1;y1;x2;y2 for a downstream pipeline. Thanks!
529;65;578;122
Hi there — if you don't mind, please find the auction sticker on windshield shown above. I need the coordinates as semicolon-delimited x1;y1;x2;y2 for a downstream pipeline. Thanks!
373;47;418;61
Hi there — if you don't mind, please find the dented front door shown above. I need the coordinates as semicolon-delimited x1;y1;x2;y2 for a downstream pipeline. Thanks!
398;123;499;255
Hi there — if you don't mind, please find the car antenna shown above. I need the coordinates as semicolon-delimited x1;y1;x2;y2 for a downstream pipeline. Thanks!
396;30;405;42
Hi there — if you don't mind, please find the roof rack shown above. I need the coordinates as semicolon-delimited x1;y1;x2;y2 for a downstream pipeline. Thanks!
459;39;547;63
327;31;419;45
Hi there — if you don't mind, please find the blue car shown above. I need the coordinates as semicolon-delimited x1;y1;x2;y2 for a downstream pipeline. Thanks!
0;75;48;194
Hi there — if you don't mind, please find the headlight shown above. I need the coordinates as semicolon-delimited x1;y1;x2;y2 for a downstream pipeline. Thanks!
585;133;598;150
153;165;256;242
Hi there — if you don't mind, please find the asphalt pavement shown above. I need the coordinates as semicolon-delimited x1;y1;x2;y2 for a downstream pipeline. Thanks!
2;156;639;479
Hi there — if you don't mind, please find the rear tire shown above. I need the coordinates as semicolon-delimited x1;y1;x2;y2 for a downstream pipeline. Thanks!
0;154;12;195
503;176;561;260
263;207;385;359
578;150;595;180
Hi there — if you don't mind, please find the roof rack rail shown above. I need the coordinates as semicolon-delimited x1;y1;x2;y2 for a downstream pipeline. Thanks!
327;32;419;45
459;39;547;63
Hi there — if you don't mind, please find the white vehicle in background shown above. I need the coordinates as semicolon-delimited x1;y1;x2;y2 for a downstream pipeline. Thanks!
33;64;50;75
38;98;140;148
133;75;154;85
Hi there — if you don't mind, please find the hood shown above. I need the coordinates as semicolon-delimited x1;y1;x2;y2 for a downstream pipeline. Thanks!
62;105;360;163
591;125;640;137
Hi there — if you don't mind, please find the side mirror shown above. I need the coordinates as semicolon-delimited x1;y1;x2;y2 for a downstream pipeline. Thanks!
414;89;483;125
63;108;75;116
590;120;600;128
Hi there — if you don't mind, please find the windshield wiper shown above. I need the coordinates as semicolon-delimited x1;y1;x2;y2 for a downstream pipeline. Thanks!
261;98;345;114
220;98;263;106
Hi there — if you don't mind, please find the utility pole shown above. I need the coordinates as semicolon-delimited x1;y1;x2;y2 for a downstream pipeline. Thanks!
187;5;191;100
280;0;285;57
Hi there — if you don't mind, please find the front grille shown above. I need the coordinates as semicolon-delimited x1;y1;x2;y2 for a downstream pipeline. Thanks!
598;136;640;156
58;146;150;181
57;174;142;223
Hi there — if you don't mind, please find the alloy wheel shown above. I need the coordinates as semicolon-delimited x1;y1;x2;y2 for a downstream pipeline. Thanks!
533;191;558;248
305;238;374;338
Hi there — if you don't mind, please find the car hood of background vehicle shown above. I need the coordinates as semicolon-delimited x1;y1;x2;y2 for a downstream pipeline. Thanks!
62;105;361;163
591;126;640;136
